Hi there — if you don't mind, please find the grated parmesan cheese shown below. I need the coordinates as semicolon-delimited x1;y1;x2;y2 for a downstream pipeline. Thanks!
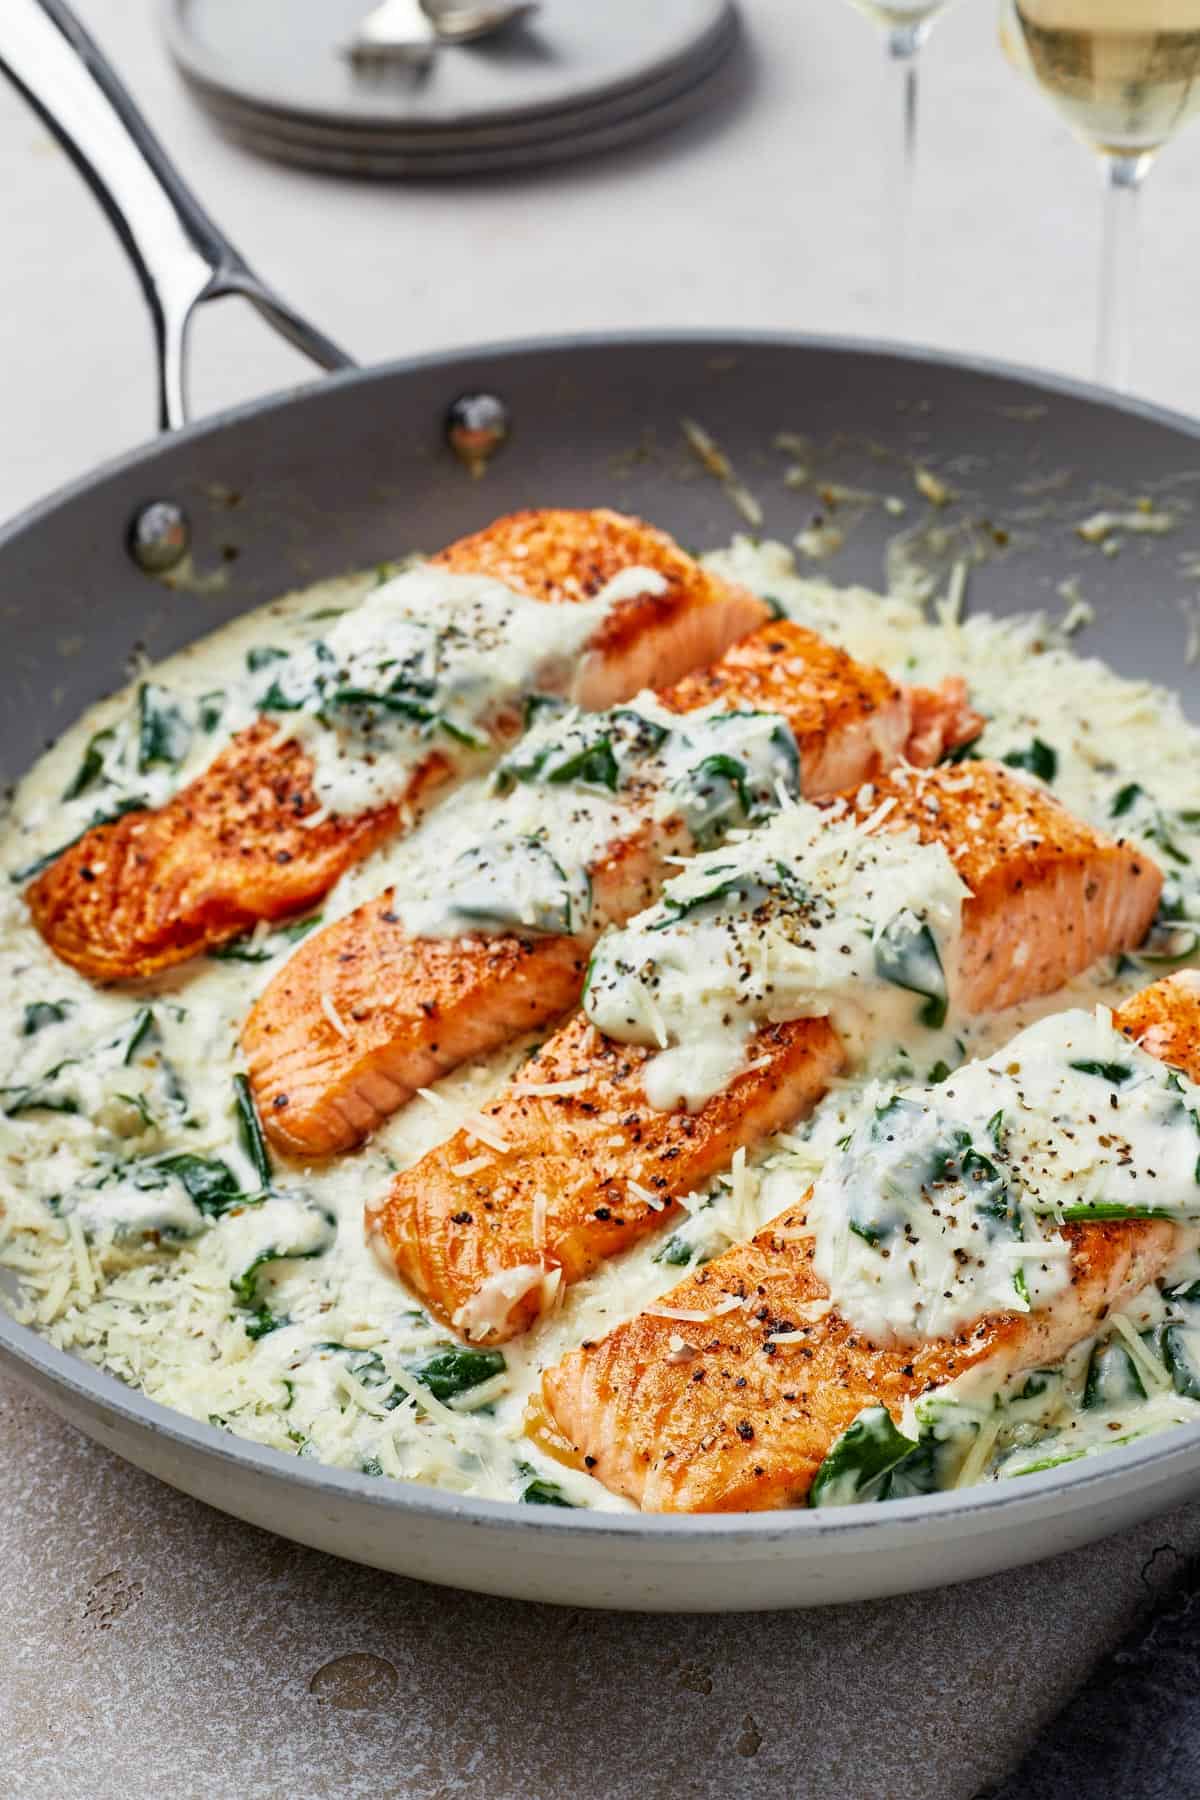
321;993;351;1041
6;534;1200;1515
461;1114;512;1154
450;1154;493;1178
646;1294;743;1324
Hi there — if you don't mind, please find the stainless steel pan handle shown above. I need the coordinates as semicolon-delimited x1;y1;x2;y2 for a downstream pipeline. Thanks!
0;0;357;432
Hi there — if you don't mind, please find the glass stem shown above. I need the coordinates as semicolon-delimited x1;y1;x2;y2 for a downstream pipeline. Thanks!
1095;151;1152;391
884;22;927;327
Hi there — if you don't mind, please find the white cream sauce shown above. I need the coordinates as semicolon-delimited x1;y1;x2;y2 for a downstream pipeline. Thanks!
3;536;1200;1510
390;693;801;942
583;797;967;1110
255;564;635;818
3;560;654;881
394;781;629;942
794;1006;1200;1346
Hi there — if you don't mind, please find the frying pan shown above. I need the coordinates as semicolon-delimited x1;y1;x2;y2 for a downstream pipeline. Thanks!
4;0;1200;1614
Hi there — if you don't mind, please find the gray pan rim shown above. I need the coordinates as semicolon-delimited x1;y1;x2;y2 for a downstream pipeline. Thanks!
4;325;1200;1549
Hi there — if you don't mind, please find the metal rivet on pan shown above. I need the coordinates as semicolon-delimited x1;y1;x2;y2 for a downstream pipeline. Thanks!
127;499;191;574
445;392;510;477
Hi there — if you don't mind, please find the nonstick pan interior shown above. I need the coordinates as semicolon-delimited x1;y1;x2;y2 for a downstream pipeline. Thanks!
4;333;1200;1608
4;332;1200;799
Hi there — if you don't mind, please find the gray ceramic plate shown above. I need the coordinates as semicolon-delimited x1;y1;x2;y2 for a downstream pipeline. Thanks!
4;331;1200;1610
166;0;735;134
174;9;741;176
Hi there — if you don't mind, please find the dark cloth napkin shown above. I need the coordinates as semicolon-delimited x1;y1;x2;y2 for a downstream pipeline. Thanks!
979;1553;1200;1799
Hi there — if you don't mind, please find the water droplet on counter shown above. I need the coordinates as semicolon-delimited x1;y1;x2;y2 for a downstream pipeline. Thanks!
735;1713;762;1758
309;1651;399;1711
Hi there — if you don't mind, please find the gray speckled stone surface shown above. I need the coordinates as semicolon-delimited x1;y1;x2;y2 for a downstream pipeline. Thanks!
3;1376;1200;1800
5;2;1200;1794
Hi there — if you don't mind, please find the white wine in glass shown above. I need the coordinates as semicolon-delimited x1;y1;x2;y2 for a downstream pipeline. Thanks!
1000;0;1200;387
837;0;961;322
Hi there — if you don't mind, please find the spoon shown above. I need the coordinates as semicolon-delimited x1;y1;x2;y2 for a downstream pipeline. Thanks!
422;0;540;44
344;0;438;65
345;0;539;63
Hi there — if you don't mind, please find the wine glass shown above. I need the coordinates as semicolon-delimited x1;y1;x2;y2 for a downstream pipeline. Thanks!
999;0;1200;390
839;2;963;322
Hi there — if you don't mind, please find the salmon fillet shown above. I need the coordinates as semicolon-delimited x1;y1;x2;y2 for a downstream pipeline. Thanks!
369;1013;846;1345
538;976;1199;1512
246;622;979;1158
26;510;766;984
655;631;979;789
434;509;765;710
370;763;1161;1343
850;762;1163;1015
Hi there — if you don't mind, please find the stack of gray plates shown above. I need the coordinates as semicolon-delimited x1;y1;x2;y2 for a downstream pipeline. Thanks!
166;0;741;177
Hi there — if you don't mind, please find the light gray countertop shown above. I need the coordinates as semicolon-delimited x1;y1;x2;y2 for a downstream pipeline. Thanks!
3;4;1200;1797
3;1378;1200;1800
4;0;1200;523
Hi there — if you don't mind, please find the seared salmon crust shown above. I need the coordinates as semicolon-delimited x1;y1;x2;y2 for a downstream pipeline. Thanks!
26;509;766;983
370;761;1161;1345
538;976;1198;1513
245;622;979;1158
